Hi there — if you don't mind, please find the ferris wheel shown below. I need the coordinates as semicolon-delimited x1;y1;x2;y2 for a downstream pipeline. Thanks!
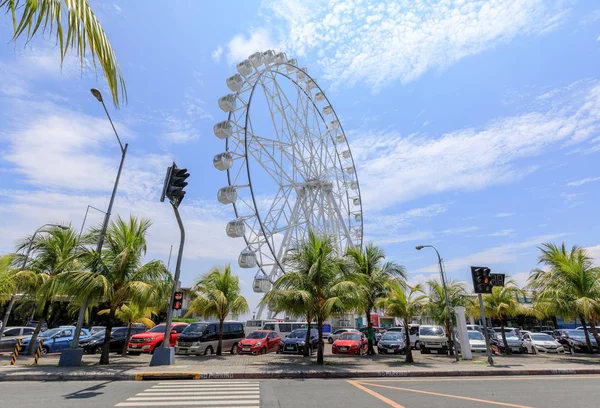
212;50;363;318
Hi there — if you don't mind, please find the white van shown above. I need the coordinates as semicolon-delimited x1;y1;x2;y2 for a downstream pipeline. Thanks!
419;325;448;354
262;322;308;338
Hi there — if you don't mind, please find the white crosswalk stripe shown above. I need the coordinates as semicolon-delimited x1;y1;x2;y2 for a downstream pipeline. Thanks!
115;381;261;407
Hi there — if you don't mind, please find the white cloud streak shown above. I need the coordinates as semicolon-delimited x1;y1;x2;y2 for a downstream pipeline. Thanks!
226;28;279;64
567;176;600;187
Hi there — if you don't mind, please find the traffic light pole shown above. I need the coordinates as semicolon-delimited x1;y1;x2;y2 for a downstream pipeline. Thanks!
479;294;494;366
162;203;185;348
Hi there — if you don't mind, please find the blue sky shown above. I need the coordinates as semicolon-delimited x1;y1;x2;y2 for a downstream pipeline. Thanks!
0;0;599;314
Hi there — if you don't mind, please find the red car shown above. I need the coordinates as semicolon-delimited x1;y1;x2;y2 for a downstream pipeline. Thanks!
332;332;368;355
237;330;281;355
128;323;188;354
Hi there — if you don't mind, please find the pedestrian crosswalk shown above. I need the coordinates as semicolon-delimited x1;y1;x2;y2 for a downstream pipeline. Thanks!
115;381;261;407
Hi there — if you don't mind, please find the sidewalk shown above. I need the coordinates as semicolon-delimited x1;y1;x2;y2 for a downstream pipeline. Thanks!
1;351;599;381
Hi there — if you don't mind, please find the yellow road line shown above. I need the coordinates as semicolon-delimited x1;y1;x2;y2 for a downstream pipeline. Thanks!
347;380;406;408
362;382;533;408
358;375;600;383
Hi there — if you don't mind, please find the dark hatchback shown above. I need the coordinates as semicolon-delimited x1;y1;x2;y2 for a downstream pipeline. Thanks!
377;332;406;354
492;335;526;354
278;329;319;354
555;330;599;353
81;326;146;354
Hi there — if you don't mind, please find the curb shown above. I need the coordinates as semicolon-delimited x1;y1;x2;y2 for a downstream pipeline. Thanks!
2;368;600;381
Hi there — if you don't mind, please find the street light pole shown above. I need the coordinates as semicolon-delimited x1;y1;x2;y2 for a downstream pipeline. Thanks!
60;89;128;367
416;244;460;362
0;224;68;338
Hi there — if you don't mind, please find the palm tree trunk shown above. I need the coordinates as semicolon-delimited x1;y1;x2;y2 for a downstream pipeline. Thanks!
445;320;454;356
589;321;600;353
303;314;311;357
316;316;324;365
579;316;593;353
365;309;374;355
121;322;132;357
404;317;413;363
0;295;16;339
500;320;511;355
217;319;224;356
27;301;50;355
100;308;116;365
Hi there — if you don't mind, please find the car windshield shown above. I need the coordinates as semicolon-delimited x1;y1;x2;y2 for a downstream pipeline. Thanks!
148;325;166;333
382;333;402;341
339;333;360;340
531;334;554;341
247;331;267;339
39;328;62;338
182;323;208;335
288;330;307;339
565;330;586;338
420;327;444;336
468;331;485;340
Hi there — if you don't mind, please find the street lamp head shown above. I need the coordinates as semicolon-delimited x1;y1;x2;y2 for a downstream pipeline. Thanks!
90;88;103;102
415;245;424;250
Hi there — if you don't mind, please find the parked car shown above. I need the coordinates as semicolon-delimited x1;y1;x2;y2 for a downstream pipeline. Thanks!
325;328;359;344
332;332;368;355
128;322;188;354
89;326;106;335
540;330;555;336
237;330;280;355
262;322;307;339
25;321;48;331
492;335;526;354
492;327;520;339
466;324;483;333
278;329;319;354
0;327;36;351
82;326;146;354
21;327;90;354
419;325;448;354
377;331;406;355
555;329;598;354
175;321;245;355
522;332;565;354
467;330;487;353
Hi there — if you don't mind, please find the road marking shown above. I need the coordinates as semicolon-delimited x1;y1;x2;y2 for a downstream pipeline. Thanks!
115;381;260;407
347;380;406;408
358;375;600;383
156;381;253;385
362;382;533;408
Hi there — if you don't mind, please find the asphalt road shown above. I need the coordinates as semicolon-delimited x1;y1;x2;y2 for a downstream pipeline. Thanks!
1;376;599;407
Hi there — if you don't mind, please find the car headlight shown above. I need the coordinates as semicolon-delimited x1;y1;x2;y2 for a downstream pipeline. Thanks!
145;337;155;342
300;341;305;345
191;342;200;346
256;342;262;346
441;341;446;346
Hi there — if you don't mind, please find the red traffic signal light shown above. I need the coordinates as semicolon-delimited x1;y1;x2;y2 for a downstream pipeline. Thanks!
174;300;182;310
173;291;183;310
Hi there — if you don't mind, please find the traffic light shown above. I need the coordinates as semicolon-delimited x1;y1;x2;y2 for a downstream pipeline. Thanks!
173;291;183;310
161;162;190;208
471;266;492;294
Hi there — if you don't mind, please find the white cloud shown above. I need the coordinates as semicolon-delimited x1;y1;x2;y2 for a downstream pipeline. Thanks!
415;233;570;274
211;46;223;63
488;229;516;237
495;212;515;218
352;82;600;211
585;244;600;263
441;226;479;235
567;176;600;187
226;28;279;64
260;0;569;89
113;4;122;13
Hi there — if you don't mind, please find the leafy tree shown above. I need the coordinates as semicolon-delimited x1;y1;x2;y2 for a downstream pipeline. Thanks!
346;243;406;354
426;279;469;355
1;0;126;106
376;282;426;363
99;303;157;356
529;243;600;352
185;265;249;355
264;231;361;364
0;255;16;305
52;216;169;364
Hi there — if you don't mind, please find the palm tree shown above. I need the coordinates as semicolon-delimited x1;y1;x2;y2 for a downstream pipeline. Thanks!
376;282;426;363
346;243;406;354
13;226;82;355
476;281;527;355
426;279;469;355
529;242;600;352
0;255;16;305
265;231;361;364
1;0;126;106
99;303;157;356
185;264;249;356
52;216;170;364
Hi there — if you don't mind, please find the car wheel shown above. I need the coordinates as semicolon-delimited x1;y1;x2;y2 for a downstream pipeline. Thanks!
41;346;49;355
414;341;420;350
92;347;102;355
230;343;238;355
532;346;538;355
261;347;267;355
328;337;333;344
204;346;213;356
